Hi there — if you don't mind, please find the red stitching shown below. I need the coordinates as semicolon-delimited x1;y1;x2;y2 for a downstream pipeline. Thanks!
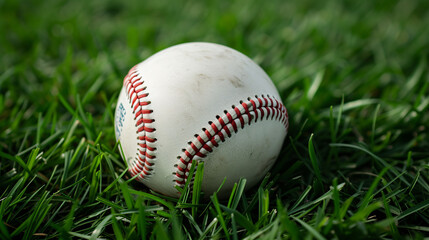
138;135;156;142
234;107;244;128
123;64;157;179
242;102;252;124
173;95;288;186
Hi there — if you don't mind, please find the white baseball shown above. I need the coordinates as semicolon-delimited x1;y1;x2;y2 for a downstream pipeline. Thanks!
115;42;289;198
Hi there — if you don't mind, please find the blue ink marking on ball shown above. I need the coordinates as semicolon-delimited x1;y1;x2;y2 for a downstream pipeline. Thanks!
115;103;126;138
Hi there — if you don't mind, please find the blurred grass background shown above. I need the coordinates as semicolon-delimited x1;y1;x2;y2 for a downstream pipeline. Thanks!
1;0;428;239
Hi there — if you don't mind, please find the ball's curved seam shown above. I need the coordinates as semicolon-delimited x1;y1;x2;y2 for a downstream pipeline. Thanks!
123;64;157;179
173;95;289;186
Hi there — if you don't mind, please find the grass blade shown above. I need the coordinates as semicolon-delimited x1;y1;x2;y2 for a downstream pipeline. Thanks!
89;215;112;240
192;161;204;218
330;143;410;185
220;205;256;233
290;185;312;212
211;194;230;240
396;199;429;222
110;209;125;240
308;134;323;193
228;178;246;211
291;216;326;240
358;167;389;211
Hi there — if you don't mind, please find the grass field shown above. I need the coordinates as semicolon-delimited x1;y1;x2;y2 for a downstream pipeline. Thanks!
1;0;429;239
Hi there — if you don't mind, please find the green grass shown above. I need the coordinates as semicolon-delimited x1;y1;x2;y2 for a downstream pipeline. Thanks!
1;0;429;239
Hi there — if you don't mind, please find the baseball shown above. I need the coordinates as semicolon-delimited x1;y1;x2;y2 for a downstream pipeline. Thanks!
115;42;289;198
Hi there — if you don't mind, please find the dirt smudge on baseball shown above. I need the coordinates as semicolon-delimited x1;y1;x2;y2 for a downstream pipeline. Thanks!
192;73;210;92
229;75;244;88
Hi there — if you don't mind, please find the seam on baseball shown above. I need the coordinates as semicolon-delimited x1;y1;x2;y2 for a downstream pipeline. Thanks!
124;64;157;179
173;95;289;186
